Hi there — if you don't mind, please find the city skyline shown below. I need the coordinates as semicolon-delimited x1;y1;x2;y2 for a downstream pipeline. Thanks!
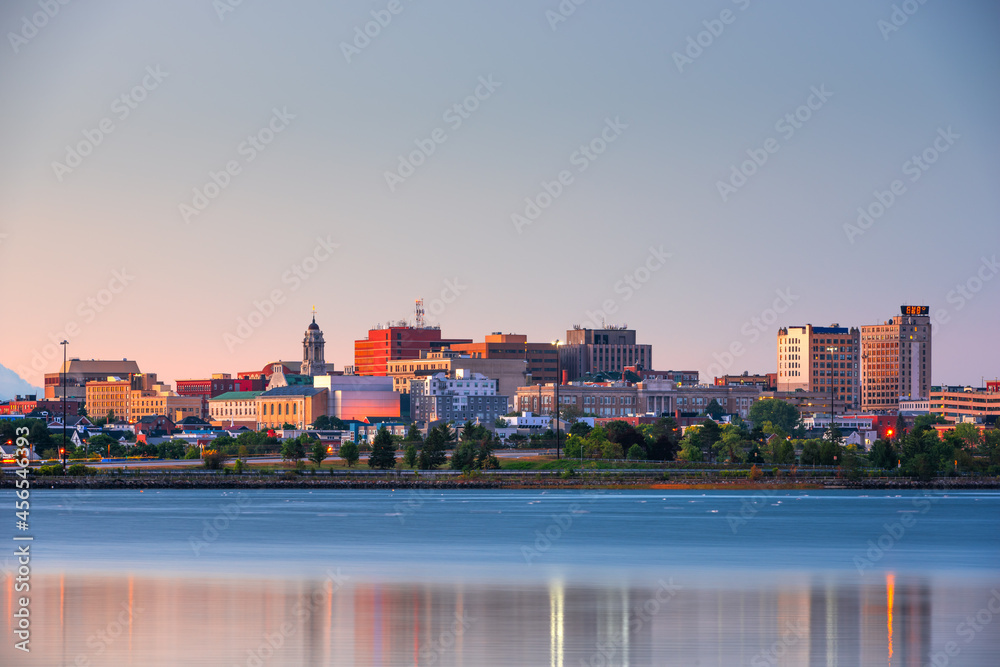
2;1;998;391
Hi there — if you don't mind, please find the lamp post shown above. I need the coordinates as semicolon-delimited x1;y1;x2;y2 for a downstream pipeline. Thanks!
553;339;562;460
61;340;68;470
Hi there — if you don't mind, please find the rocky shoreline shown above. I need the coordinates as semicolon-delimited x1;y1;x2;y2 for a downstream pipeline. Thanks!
10;473;999;491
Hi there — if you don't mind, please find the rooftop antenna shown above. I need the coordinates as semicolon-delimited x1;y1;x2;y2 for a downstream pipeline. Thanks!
415;298;425;328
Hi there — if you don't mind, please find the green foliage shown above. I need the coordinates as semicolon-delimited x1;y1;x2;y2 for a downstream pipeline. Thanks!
403;443;417;468
338;441;360;467
202;449;229;470
36;464;64;476
368;426;397;469
749;399;802;435
404;424;423;442
184;447;201;460
646;416;680;461
769;439;796;464
281;438;306;463
67;463;96;476
312;415;348;430
159;440;188;460
233;459;245;474
308;441;328;467
869;439;897;469
569;421;592;437
800;440;821;465
677;432;703;462
703;399;725;420
626;443;646;461
450;440;477;470
418;424;451;469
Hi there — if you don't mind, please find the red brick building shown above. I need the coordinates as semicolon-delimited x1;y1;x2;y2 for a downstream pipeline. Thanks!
450;334;558;384
354;326;471;376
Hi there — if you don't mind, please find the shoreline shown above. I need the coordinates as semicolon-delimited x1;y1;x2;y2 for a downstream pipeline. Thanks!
7;474;999;491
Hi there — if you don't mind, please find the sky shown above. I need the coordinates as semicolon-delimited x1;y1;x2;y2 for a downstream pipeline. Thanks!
1;0;998;393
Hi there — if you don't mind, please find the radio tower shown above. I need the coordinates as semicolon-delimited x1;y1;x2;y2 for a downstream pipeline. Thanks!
415;298;425;328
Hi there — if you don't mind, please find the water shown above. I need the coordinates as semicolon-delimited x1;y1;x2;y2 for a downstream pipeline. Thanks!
3;489;998;665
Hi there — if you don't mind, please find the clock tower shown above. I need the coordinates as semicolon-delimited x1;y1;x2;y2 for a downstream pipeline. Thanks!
302;309;327;377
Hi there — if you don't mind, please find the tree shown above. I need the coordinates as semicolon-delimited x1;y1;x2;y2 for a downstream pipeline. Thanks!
703;399;724;420
418;424;450;469
309;441;328;468
626;443;646;461
339;441;359;467
605;420;645;454
493;416;508;429
404;424;423;442
714;427;747;463
894;413;907;440
677;433;703;462
698;419;722;457
800;440;821;465
202;449;228;470
748;399;801;435
569;421;592;438
450;440;477;470
281;438;305;464
106;409;116;424
869;439;897;469
646;416;680;461
368;426;396;469
403;443;417;468
313;415;348;430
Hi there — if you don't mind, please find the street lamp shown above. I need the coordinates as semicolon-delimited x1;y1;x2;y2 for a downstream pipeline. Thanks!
552;339;562;459
61;340;68;469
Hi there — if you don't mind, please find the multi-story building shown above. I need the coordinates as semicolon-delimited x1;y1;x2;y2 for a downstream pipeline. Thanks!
515;381;760;420
558;326;653;381
255;386;328;430
386;349;528;410
208;391;263;428
131;388;203;423
354;325;471;376
777;324;860;409
0;395;83;418
45;358;142;401
929;385;1000;423
714;372;777;391
758;390;851;419
313;375;401;421
860;306;932;411
410;370;508;425
449;333;559;384
627;367;699;385
175;374;266;418
84;374;155;421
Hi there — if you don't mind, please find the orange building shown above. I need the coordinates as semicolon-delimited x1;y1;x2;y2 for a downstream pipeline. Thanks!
450;333;558;384
860;307;932;411
354;325;470;376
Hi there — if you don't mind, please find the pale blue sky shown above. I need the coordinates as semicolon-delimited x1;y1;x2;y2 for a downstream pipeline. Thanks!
1;0;997;389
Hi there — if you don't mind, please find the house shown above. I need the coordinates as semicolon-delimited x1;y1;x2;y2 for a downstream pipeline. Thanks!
135;415;175;437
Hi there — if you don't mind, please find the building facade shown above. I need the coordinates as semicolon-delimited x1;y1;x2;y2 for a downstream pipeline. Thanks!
45;358;142;401
410;370;508;425
449;333;559;384
860;306;932;411
208;390;263;427
714;373;777;391
313;375;401;421
255;386;328;430
929;385;1000;423
354;325;471;376
386;349;529;410
558;327;652;381
777;324;860;408
515;381;760;420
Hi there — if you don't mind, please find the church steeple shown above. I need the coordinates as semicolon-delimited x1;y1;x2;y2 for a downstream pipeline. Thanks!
301;308;326;376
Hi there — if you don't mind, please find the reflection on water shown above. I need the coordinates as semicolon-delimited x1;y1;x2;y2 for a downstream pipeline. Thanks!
4;572;998;666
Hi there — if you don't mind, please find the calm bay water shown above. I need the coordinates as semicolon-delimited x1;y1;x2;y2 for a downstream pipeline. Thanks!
2;489;998;665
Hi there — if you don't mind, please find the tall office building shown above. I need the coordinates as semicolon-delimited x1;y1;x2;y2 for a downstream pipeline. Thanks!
558;326;652;381
860;306;932;411
354;324;471;376
776;324;860;408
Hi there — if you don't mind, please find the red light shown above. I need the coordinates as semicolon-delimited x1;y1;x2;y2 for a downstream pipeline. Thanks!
887;429;894;437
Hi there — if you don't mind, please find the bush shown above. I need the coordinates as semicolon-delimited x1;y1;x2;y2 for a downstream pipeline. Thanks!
67;463;95;476
184;447;200;460
626;444;646;461
202;449;228;470
36;464;63;476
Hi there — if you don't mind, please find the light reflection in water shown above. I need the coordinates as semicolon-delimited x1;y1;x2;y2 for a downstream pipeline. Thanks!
886;572;895;664
2;572;997;667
